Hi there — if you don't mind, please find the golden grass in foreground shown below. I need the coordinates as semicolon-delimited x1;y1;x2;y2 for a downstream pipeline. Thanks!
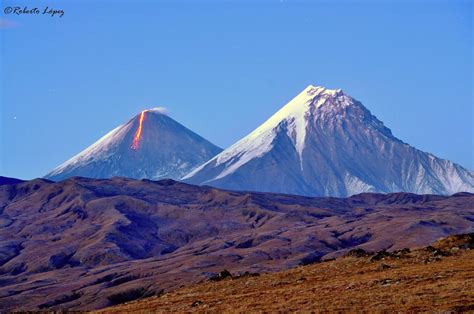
96;238;474;313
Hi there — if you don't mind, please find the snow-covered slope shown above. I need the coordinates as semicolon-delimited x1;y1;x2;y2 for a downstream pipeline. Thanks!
45;108;222;181
183;85;474;197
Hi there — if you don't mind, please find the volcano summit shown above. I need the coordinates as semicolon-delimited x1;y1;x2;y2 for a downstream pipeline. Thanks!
45;108;222;181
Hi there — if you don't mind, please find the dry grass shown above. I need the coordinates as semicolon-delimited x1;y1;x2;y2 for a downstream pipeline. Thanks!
96;239;474;313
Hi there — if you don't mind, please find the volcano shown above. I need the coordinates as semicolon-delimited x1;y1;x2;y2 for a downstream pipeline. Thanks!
183;85;474;197
45;108;222;181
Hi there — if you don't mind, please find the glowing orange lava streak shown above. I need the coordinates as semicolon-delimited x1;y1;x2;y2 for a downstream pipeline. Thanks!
131;110;147;150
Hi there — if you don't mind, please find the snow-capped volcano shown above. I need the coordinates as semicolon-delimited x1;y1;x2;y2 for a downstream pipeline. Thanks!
183;85;474;197
45;108;222;181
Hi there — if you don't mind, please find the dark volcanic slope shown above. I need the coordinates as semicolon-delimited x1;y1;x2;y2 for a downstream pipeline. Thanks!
0;178;472;310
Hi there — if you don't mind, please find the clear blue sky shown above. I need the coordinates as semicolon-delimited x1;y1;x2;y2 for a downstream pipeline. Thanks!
1;0;472;180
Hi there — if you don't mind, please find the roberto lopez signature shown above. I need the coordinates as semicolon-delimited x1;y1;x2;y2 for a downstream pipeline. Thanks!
4;6;65;17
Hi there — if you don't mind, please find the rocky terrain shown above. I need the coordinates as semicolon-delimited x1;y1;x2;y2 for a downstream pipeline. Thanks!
0;176;472;310
97;234;474;313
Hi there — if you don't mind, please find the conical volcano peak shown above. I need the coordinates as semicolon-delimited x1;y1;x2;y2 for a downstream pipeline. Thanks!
45;107;222;181
184;85;474;197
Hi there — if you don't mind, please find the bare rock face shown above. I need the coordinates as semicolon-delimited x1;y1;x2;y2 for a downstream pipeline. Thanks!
0;177;472;310
44;108;222;181
184;85;474;197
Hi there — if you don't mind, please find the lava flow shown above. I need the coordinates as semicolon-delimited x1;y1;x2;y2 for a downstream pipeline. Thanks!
131;110;147;150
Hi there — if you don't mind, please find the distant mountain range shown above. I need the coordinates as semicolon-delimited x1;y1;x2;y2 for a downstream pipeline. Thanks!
44;108;222;181
45;86;474;196
184;85;474;196
0;177;472;310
